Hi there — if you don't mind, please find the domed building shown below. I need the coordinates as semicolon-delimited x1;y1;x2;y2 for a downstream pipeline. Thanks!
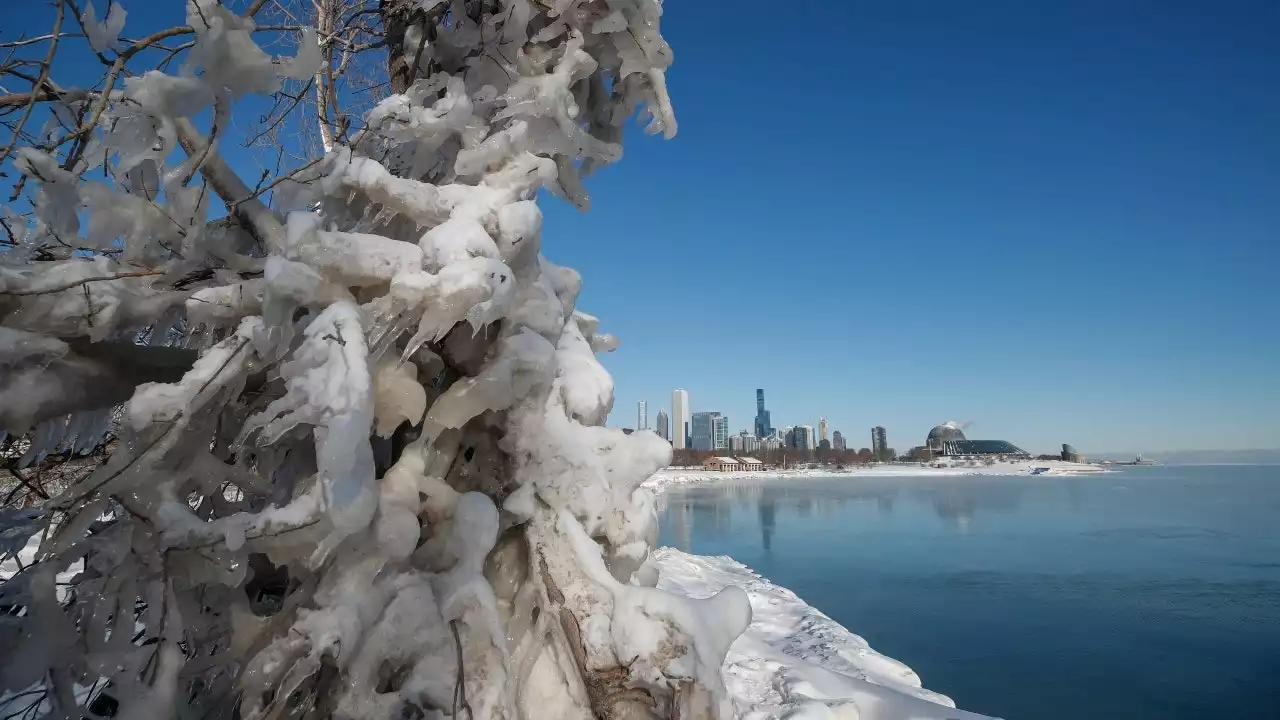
923;422;1028;459
927;424;967;445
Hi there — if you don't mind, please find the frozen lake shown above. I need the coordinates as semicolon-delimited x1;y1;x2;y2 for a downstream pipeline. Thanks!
656;465;1280;719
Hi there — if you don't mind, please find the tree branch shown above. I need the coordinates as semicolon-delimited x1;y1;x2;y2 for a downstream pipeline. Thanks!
0;1;63;166
0;269;163;296
174;118;285;249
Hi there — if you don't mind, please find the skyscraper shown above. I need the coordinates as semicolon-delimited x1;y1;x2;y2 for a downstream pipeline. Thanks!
672;389;689;449
637;401;648;431
872;426;888;461
832;430;847;451
656;410;670;441
818;417;829;443
754;389;772;439
691;412;716;451
712;414;729;450
793;425;814;451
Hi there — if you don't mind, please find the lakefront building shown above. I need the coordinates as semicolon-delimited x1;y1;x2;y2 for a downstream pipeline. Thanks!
656;410;670;441
924;423;1029;458
702;456;767;472
872;426;888;460
637;401;647;431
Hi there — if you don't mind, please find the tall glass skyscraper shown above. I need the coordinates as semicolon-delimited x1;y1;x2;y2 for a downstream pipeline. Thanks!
712;414;729;450
754;389;772;439
691;412;715;451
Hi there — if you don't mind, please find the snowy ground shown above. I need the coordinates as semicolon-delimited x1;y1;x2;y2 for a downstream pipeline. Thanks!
644;459;1109;493
650;548;996;719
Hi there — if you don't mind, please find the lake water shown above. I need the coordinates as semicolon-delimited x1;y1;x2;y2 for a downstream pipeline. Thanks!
656;465;1280;719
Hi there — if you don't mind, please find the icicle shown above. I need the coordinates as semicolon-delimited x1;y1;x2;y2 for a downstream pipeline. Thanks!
19;416;68;467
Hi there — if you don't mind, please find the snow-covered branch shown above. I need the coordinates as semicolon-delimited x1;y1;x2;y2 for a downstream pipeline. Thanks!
0;2;706;719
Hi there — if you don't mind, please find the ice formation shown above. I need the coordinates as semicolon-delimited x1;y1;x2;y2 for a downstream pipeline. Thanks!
0;1;720;718
650;549;997;720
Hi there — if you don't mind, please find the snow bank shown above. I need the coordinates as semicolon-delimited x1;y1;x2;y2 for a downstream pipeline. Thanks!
649;548;996;720
644;460;1109;493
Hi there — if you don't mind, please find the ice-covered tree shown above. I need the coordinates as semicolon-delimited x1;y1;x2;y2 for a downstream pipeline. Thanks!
0;2;752;718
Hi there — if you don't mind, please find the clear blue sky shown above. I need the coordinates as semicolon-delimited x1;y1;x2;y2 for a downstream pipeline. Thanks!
7;1;1278;453
541;0;1280;454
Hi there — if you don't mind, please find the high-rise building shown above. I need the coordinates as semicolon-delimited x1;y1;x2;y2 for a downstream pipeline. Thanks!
637;401;648;431
793;425;814;451
872;426;888;461
656;410;670;441
754;389;772;439
731;430;762;453
818;417;829;443
691;411;717;451
832;430;847;451
712;414;729;450
672;389;689;449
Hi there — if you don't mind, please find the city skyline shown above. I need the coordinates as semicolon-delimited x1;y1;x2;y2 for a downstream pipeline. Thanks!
634;387;870;452
624;386;1175;461
545;0;1277;454
615;382;1213;455
632;387;875;455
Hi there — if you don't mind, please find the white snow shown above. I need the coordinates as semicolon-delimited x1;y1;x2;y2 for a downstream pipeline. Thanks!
649;548;997;720
81;1;127;54
644;459;1110;493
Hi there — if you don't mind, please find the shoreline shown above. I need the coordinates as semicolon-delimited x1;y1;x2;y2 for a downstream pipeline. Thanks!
644;461;1091;718
649;548;996;719
643;458;1109;493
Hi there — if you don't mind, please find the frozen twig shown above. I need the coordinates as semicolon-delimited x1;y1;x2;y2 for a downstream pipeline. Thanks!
0;1;62;166
450;619;475;720
0;269;163;296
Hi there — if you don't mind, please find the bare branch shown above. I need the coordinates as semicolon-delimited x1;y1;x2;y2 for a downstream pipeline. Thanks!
0;1;63;165
0;33;84;50
314;0;337;152
179;91;227;186
230;154;326;211
174;118;285;247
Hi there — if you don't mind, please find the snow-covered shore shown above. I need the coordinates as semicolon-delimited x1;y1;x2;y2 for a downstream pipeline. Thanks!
645;462;1081;718
644;459;1108;493
649;548;995;719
